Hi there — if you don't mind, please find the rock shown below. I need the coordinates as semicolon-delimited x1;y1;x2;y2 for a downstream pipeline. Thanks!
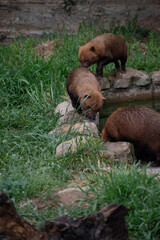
102;142;133;162
58;110;87;125
49;120;99;136
55;101;99;127
146;167;160;176
113;70;131;89
131;71;150;87
58;187;88;206
102;67;153;102
113;67;150;88
98;76;110;89
58;110;99;126
56;136;86;157
151;71;160;98
55;100;74;116
151;71;160;86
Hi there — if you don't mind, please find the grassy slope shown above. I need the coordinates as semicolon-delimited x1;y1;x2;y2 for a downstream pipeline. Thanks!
0;24;160;238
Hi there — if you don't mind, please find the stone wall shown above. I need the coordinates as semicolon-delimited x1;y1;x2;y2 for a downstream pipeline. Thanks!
0;0;160;38
99;68;160;103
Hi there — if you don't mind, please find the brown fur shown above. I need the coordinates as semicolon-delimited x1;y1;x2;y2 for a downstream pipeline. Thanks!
101;106;160;166
66;67;105;120
78;33;128;76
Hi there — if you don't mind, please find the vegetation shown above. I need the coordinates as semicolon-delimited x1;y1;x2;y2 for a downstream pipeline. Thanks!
0;22;160;239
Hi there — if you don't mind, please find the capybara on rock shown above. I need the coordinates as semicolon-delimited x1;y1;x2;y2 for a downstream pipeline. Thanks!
78;33;128;76
66;67;105;120
101;106;160;166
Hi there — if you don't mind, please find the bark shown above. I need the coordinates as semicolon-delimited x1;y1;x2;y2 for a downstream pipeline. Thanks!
0;192;129;240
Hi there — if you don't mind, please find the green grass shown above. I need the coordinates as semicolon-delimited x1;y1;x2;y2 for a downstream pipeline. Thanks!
0;22;160;239
77;163;160;240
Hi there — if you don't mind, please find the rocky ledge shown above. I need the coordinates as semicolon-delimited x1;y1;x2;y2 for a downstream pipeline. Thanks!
49;68;160;163
99;68;160;102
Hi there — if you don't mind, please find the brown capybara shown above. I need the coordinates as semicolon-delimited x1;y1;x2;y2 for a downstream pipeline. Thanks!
78;33;127;76
101;106;160;166
66;67;105;120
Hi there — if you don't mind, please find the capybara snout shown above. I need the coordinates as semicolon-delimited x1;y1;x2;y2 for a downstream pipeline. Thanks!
86;111;96;121
66;67;105;120
80;61;90;68
101;106;160;166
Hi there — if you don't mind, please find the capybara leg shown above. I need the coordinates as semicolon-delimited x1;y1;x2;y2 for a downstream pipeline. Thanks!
96;57;112;76
120;57;127;73
114;60;120;71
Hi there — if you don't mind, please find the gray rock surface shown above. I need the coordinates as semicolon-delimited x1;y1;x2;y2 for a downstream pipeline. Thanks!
98;76;110;89
55;100;74;116
58;187;88;206
49;120;99;136
58;109;99;127
146;167;160;176
102;142;133;162
1;1;160;37
151;71;160;98
151;71;160;86
113;67;150;88
102;68;154;102
56;136;86;157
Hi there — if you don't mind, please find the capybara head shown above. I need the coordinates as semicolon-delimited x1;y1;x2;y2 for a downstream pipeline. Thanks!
80;90;105;120
78;44;100;68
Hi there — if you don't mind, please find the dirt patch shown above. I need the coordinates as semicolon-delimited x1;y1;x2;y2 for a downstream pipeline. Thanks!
28;194;59;214
25;176;90;213
34;40;56;59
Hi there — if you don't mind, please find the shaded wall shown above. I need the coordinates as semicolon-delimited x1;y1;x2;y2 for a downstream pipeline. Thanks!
0;0;160;38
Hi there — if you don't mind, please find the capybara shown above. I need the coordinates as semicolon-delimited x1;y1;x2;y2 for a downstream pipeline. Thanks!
101;106;160;166
78;33;128;76
66;67;105;120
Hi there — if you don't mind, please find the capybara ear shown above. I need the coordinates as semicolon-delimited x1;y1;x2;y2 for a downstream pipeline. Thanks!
102;96;106;100
90;46;95;52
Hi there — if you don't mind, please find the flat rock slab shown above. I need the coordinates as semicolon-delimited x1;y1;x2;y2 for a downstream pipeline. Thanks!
55;102;99;127
101;67;158;102
55;100;74;116
111;67;150;88
151;71;160;98
151;71;160;86
58;110;87;125
146;167;160;176
102;141;133;162
49;120;99;136
97;76;110;89
58;187;88;206
56;136;87;157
